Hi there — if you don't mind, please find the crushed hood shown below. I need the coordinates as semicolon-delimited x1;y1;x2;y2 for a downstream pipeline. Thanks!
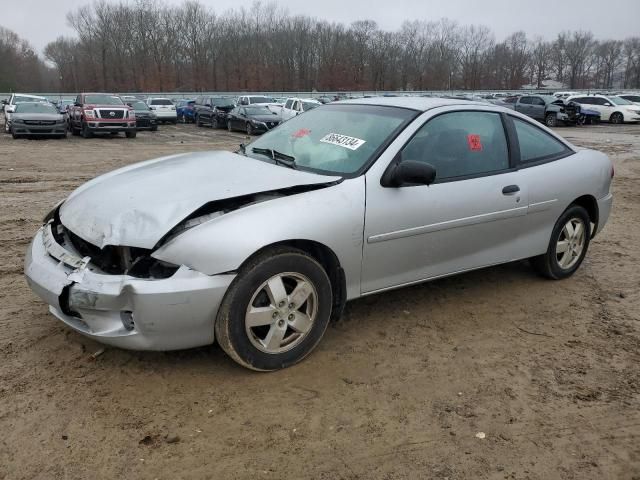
60;151;339;249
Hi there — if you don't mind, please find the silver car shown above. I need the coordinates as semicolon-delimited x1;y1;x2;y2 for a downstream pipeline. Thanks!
24;98;614;371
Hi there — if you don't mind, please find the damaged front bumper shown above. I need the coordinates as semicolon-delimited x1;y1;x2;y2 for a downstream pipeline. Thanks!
24;225;235;350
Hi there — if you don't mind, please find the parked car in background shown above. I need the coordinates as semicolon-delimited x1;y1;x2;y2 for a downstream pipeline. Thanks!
512;94;570;127
24;98;613;371
553;91;579;99
9;102;67;139
226;105;281;134
68;93;137;138
56;99;74;115
489;95;520;109
176;99;196;123
617;94;640;106
124;98;158;131
194;96;236;128
237;95;276;106
566;94;640;124
280;98;322;121
2;93;48;133
146;97;177;124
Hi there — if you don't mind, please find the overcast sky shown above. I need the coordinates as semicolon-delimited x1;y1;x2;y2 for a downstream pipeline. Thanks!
6;0;640;54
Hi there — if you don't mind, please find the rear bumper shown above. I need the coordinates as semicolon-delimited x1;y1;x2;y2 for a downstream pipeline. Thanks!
154;111;177;119
24;226;235;351
595;193;613;236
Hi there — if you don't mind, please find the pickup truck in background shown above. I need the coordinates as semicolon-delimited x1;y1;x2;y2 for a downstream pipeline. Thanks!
68;93;137;138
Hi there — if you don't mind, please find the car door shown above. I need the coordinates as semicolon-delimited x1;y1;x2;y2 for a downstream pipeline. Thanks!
597;97;616;120
362;109;529;293
529;97;546;119
515;96;532;114
282;99;294;120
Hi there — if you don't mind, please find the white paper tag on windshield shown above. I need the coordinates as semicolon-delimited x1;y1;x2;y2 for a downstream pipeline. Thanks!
320;133;366;150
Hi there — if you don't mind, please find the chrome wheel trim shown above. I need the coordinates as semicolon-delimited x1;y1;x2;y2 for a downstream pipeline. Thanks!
245;272;318;354
556;217;586;269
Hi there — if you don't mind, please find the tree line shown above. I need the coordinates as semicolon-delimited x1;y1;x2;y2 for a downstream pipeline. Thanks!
3;0;640;93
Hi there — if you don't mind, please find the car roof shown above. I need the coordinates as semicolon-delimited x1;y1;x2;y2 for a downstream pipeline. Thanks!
335;96;490;111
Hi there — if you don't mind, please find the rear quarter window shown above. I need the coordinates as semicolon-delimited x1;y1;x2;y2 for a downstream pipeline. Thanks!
513;117;570;163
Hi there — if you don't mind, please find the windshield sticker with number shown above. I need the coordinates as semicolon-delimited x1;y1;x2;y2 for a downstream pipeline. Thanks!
319;133;366;150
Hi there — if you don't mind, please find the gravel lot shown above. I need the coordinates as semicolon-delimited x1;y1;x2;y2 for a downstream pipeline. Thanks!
0;120;638;480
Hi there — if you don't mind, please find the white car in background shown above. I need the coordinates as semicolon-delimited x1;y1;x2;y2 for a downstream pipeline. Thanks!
566;94;640;124
617;94;640;106
2;93;48;133
553;91;579;99
146;97;177;124
280;98;322;121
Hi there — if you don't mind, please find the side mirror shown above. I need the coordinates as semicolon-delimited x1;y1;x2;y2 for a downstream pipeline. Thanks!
381;160;436;187
126;103;133;107
205;103;211;108
74;102;82;107
6;105;15;113
604;103;612;107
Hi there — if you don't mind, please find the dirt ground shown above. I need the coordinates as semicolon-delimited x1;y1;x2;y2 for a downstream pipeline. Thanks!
0;118;638;480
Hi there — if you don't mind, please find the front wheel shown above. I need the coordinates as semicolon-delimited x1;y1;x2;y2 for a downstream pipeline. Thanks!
215;247;333;371
211;117;218;129
610;112;624;124
531;205;591;280
125;130;137;138
246;122;253;135
81;122;92;138
150;125;158;131
545;113;557;128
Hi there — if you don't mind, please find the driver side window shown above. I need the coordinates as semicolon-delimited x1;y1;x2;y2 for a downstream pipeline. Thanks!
400;111;510;182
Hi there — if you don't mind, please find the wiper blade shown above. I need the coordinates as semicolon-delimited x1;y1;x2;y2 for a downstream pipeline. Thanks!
251;147;297;169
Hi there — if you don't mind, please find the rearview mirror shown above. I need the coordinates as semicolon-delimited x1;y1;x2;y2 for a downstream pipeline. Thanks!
381;160;436;187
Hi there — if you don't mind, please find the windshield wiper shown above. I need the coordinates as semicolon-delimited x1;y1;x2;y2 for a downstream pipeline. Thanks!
251;147;297;169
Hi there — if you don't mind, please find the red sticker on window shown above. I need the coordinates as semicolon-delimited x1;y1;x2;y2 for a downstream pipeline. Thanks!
467;134;483;151
292;128;311;138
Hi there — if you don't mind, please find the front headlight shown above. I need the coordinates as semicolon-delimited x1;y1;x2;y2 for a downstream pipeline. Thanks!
12;119;23;124
84;109;95;118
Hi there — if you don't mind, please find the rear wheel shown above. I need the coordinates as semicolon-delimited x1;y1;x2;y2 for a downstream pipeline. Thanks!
610;112;624;124
545;113;557;128
215;247;333;371
531;204;591;280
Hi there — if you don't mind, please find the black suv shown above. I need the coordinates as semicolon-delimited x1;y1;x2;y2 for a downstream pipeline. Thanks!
194;96;236;129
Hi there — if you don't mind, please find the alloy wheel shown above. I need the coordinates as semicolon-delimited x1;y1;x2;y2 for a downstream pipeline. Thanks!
556;217;586;269
244;272;318;354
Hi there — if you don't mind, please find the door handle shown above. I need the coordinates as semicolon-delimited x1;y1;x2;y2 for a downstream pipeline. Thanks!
502;185;520;195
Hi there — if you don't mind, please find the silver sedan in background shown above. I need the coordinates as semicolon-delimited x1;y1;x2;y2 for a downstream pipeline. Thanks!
24;98;613;371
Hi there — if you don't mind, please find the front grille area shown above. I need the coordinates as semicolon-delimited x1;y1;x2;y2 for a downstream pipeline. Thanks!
24;120;56;125
97;122;128;127
98;109;125;119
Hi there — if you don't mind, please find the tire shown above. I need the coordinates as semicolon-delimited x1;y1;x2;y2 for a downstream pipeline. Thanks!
4;120;9;134
211;117;218;129
227;121;233;132
246;122;253;135
151;125;158;132
196;115;202;127
81;122;92;139
531;204;591;280
610;112;624;124
11;131;19;139
125;130;137;138
215;247;333;371
545;113;557;128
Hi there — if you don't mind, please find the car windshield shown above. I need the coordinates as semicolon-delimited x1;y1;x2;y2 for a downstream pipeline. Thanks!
622;95;640;102
150;99;173;105
301;102;319;112
15;103;58;114
15;96;44;104
246;104;416;176
610;96;632;105
211;98;233;107
129;100;148;110
85;94;124;105
248;96;273;104
246;106;273;115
